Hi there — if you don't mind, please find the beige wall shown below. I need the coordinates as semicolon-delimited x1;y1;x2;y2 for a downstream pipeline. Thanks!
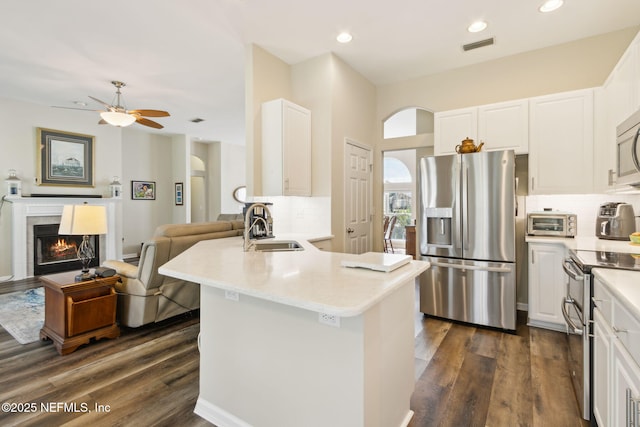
329;55;377;252
291;54;333;197
376;26;639;117
371;26;640;251
247;47;376;252
245;44;292;197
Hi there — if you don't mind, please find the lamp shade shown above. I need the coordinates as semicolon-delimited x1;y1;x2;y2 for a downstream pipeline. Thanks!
100;111;136;127
58;205;108;236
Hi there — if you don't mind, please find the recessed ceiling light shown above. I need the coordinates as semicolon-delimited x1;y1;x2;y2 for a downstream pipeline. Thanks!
467;21;488;33
539;0;564;13
337;32;353;43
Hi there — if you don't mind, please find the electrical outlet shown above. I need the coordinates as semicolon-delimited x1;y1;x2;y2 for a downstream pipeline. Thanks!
225;290;239;301
318;312;340;327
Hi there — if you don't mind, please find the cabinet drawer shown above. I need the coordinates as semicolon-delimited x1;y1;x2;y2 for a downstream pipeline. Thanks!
612;298;640;365
66;288;117;337
594;279;614;326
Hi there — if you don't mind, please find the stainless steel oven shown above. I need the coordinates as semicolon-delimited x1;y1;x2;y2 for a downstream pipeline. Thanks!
562;255;590;421
562;250;640;422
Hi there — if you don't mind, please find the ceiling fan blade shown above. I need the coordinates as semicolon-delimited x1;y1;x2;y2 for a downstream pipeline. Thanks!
51;105;103;112
89;96;114;110
128;109;170;117
136;117;164;129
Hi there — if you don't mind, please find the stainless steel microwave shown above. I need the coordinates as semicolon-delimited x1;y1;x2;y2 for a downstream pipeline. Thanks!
527;212;577;237
616;108;640;187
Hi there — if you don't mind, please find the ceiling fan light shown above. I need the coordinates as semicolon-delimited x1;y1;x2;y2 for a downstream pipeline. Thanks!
539;0;563;13
100;111;136;127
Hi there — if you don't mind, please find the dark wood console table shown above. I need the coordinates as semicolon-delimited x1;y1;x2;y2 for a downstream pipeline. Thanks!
39;271;120;355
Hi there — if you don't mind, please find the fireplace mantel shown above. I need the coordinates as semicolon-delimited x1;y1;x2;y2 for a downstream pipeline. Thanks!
8;197;121;280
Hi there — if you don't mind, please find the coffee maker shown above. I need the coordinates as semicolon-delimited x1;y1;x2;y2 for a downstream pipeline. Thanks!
595;202;636;240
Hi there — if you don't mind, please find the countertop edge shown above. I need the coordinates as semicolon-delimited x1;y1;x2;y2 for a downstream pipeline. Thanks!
592;268;640;323
158;235;430;317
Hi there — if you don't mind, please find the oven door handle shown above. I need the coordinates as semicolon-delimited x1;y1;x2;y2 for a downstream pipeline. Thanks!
562;296;584;335
562;258;584;281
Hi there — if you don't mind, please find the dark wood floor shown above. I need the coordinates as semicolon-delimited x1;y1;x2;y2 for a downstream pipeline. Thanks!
0;277;589;427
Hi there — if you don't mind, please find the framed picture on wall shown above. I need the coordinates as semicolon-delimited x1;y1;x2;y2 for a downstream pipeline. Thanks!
37;128;95;187
131;180;156;200
175;182;183;205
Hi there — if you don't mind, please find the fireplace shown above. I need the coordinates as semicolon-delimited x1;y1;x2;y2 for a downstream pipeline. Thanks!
33;223;99;276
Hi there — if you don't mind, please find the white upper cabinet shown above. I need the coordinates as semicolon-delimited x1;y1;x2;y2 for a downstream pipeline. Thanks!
262;99;312;196
477;99;529;154
528;88;594;195
596;32;640;191
434;99;528;156
434;107;477;155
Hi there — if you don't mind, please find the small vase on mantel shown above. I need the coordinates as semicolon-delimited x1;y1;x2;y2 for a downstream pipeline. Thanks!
109;176;122;199
4;169;22;199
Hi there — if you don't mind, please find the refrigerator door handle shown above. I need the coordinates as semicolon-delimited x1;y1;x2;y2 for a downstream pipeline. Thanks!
429;261;512;273
454;160;462;251
462;162;469;249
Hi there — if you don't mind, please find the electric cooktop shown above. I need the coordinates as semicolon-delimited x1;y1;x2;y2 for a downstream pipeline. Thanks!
571;249;640;272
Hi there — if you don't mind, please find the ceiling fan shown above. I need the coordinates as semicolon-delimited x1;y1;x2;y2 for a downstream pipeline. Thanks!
54;80;170;129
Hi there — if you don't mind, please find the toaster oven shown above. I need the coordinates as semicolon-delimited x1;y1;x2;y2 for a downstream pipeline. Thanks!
527;212;577;237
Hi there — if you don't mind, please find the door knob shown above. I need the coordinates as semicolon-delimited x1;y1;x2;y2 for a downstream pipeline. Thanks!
346;228;354;234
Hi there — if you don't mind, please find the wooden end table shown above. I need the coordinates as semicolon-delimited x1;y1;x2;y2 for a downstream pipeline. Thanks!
39;271;120;355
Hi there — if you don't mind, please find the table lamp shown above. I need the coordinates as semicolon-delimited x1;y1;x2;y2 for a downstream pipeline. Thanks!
58;204;108;281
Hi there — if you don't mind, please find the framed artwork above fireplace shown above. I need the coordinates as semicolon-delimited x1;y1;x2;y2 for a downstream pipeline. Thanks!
37;128;95;187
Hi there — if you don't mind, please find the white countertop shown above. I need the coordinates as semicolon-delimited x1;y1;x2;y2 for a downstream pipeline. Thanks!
158;234;430;317
526;235;640;254
592;268;640;322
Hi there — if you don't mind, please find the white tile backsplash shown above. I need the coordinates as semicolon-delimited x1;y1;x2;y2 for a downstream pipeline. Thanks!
247;196;331;236
526;193;640;236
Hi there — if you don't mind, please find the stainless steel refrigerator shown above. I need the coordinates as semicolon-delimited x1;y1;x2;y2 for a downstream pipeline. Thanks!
418;150;516;330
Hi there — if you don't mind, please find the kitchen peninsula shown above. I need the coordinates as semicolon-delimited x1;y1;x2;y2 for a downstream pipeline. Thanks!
159;235;430;427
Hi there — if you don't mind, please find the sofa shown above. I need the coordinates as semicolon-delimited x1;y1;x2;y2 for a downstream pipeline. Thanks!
103;220;244;327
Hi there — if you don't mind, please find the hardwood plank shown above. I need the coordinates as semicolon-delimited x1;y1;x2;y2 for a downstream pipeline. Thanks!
485;332;534;426
529;327;588;427
468;327;503;359
409;323;476;426
0;277;588;426
439;352;496;427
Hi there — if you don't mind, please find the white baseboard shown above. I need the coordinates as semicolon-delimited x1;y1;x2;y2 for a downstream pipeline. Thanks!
517;302;528;311
194;397;251;427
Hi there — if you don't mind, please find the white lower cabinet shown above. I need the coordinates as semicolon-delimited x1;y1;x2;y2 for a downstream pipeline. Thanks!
612;338;640;427
593;308;612;427
593;274;640;427
527;242;567;330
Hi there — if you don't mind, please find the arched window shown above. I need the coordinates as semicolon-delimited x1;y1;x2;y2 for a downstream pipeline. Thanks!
383;107;433;139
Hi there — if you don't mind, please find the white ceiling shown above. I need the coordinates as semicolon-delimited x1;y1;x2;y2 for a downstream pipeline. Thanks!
1;0;639;145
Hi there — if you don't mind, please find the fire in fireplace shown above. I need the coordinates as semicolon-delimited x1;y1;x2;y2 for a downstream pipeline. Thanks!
33;224;99;276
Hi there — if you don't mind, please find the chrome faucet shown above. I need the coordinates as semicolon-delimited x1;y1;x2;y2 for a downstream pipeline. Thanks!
243;203;274;251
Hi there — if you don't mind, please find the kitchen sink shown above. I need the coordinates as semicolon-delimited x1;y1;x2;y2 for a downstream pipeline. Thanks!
253;240;304;252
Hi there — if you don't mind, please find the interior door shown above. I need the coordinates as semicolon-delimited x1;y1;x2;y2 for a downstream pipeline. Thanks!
344;140;372;254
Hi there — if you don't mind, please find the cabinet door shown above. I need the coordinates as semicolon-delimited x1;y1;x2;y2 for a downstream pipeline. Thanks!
594;85;617;192
262;99;311;196
527;243;567;329
434;107;477;155
593;308;612;427
282;101;311;196
612;338;640;427
528;89;594;194
478;99;528;154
